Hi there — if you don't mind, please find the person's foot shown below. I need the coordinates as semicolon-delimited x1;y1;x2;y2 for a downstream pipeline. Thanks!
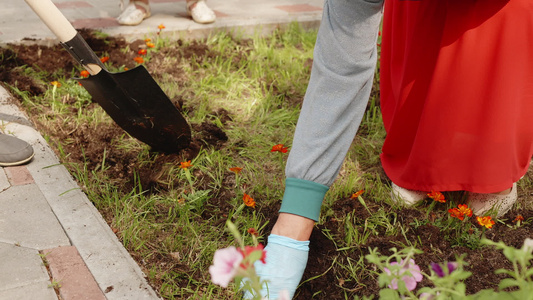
0;134;34;167
467;183;517;218
187;0;216;24
390;182;428;206
117;1;151;26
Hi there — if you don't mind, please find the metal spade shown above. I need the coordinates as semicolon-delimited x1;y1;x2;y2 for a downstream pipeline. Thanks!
25;0;191;153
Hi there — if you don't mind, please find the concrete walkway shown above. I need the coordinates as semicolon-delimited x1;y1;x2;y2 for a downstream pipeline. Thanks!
2;0;324;45
0;0;323;299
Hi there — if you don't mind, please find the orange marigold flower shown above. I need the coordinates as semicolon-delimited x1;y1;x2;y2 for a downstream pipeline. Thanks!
50;81;61;87
350;189;365;199
271;144;288;153
145;38;151;42
138;49;147;56
513;215;524;223
457;204;473;218
229;167;243;174
477;216;495;229
158;24;166;30
146;42;155;48
448;208;465;221
179;160;193;170
100;56;109;63
133;56;144;64
427;191;446;203
243;193;256;208
247;228;258;236
80;70;90;78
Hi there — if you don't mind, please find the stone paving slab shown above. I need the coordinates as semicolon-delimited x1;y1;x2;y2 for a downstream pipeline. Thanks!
0;184;70;250
0;243;58;300
0;168;9;192
44;246;106;300
5;165;35;186
0;280;58;300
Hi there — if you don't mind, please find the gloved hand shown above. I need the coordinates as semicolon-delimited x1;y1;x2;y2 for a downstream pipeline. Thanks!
243;234;309;299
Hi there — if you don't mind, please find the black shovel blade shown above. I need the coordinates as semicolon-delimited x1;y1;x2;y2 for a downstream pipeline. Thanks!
79;66;191;153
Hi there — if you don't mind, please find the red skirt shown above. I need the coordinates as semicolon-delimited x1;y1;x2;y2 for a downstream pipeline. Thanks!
380;0;533;193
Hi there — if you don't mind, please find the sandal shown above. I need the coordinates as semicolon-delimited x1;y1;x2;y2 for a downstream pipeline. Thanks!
390;183;428;206
117;1;151;26
467;183;517;218
187;0;216;24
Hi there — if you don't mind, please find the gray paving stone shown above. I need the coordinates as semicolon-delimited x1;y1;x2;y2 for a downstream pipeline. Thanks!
0;184;70;250
0;243;58;300
0;83;38;149
0;168;9;192
0;280;58;300
0;86;34;127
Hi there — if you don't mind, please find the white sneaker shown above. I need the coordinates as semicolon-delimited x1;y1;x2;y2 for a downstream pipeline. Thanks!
117;1;151;26
467;183;517;218
187;0;216;24
390;183;428;206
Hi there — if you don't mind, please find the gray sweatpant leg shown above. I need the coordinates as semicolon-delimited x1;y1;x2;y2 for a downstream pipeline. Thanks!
280;0;383;221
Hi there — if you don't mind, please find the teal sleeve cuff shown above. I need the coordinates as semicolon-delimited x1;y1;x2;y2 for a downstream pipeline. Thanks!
279;178;329;222
268;234;310;251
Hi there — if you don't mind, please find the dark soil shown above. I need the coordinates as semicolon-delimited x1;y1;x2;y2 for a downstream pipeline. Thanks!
1;30;532;299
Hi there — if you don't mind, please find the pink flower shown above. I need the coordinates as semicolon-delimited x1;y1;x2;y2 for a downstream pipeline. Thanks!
209;246;243;287
383;259;423;291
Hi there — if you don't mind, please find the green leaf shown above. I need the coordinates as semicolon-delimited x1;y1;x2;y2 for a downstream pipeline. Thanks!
451;270;473;281
377;274;391;288
378;289;401;300
525;268;533;278
456;282;467;294
245;249;264;263
226;219;243;247
498;278;520;290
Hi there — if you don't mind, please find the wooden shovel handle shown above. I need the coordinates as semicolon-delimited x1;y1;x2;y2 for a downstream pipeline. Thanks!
25;0;103;75
25;0;77;42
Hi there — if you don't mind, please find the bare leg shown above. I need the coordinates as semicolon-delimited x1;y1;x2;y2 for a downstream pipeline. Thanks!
271;213;314;241
134;0;149;13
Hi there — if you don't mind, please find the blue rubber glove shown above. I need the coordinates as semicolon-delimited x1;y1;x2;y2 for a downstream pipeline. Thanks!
243;234;309;299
